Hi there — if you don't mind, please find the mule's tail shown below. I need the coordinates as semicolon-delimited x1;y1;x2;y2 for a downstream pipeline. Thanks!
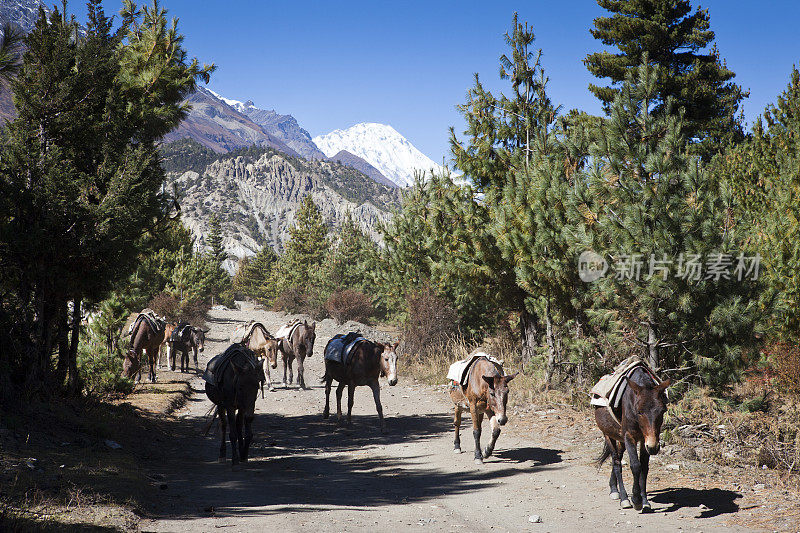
202;405;218;436
596;439;612;467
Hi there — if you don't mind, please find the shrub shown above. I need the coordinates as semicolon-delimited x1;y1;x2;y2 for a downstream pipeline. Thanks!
273;287;310;315
147;292;180;320
766;341;800;395
177;298;210;326
77;342;133;396
326;289;373;324
403;288;458;359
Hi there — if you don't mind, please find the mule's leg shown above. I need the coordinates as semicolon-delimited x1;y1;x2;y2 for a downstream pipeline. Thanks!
288;355;294;385
227;408;240;466
193;345;198;371
638;444;652;512
182;348;189;373
335;382;345;424
282;354;288;386
218;407;227;463
148;349;157;383
236;410;246;463
605;437;620;500
453;406;463;453
368;380;385;433
323;376;332;419
297;355;306;389
483;412;501;458
613;439;631;508
346;383;356;426
242;415;254;462
169;344;176;371
470;403;485;465
624;437;643;510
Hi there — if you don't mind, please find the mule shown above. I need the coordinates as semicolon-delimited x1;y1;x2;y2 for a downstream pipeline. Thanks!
322;341;398;432
450;356;517;464
158;322;176;369
124;314;167;383
595;367;670;512
205;346;263;467
239;322;279;395
168;323;207;373
277;320;316;389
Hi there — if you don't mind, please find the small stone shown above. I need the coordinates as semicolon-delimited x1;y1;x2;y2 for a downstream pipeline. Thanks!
528;515;542;523
666;463;680;470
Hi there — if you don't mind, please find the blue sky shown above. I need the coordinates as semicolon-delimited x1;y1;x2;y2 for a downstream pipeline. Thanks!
90;0;800;163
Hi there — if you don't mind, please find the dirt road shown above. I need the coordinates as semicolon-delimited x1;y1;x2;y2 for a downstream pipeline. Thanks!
138;305;752;532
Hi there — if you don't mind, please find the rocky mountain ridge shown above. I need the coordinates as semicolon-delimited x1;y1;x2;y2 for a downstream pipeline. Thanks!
162;141;399;272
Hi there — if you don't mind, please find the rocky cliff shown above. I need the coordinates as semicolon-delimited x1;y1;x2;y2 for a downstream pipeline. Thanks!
162;141;399;272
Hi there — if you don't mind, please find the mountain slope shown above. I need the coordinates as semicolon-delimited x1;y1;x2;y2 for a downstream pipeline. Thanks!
0;0;45;33
161;140;399;271
328;150;396;189
313;123;442;187
164;88;299;155
209;91;326;161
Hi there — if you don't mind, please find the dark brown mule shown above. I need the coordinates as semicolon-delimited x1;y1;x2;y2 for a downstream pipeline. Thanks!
124;315;167;383
240;322;279;395
205;346;263;467
278;320;316;389
168;323;207;373
595;367;670;512
450;357;517;464
322;341;398;432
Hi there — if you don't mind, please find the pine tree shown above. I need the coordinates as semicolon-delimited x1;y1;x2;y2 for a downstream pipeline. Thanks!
206;215;228;265
328;212;378;294
582;61;759;385
0;0;213;393
276;195;329;292
585;0;746;159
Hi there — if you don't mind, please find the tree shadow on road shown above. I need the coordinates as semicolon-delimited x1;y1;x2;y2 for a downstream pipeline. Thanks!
649;487;741;518
494;446;563;468
147;408;557;520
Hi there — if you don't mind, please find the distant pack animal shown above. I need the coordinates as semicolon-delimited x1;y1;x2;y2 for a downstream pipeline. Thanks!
239;322;279;395
158;322;176;369
448;354;517;464
276;320;316;389
595;366;670;512
124;312;167;383
167;322;207;373
322;337;399;432
204;344;264;467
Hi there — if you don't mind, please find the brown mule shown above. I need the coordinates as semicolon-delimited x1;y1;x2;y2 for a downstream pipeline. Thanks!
240;322;279;395
158;322;176;369
277;320;316;389
322;341;398;432
595;367;670;512
124;314;167;383
450;356;517;464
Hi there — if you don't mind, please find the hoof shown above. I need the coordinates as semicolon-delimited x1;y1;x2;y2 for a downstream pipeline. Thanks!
473;458;483;465
269;387;276;392
633;500;643;511
641;502;653;514
322;412;329;419
483;448;493;458
609;492;620;500
453;448;462;454
620;499;632;509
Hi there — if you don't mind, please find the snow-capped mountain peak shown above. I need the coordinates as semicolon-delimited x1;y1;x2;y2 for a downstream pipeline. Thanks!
313;123;442;187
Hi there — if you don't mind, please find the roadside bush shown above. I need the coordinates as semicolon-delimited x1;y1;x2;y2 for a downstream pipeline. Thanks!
147;292;180;320
403;288;458;359
177;298;210;326
77;342;133;396
765;342;800;395
326;289;373;324
273;287;310;315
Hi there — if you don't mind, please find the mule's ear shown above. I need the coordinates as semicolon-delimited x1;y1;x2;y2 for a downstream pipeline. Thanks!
656;379;671;392
504;372;519;383
482;375;496;389
310;322;316;330
393;341;400;351
375;344;385;356
624;376;643;394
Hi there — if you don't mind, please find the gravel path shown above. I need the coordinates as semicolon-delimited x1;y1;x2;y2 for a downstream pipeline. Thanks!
139;305;752;532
